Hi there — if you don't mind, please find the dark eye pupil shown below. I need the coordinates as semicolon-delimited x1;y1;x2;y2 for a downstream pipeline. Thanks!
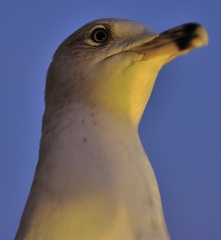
91;29;107;43
96;31;105;41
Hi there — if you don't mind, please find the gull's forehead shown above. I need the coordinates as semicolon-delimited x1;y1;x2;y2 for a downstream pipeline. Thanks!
79;18;155;37
54;18;157;58
61;18;156;45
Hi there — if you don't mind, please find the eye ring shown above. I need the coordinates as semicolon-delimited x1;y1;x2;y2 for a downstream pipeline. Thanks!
91;28;107;43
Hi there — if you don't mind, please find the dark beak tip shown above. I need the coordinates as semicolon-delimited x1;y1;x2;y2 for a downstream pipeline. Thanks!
160;22;209;51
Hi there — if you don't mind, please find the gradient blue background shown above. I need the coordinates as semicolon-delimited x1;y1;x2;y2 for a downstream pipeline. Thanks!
1;1;221;239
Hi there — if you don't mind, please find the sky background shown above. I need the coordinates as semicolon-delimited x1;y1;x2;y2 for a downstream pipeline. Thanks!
1;1;221;239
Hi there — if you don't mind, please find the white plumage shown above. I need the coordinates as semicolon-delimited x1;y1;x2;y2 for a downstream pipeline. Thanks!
15;18;208;240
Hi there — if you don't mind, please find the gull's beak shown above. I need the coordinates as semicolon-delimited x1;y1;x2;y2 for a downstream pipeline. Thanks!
131;23;209;63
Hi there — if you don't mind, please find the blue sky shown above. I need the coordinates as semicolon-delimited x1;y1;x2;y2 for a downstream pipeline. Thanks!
1;1;221;239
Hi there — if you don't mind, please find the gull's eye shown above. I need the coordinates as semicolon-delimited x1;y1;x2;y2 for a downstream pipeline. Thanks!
91;29;107;43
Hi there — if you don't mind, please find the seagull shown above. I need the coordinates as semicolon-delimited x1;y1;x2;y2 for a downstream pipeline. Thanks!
15;18;208;240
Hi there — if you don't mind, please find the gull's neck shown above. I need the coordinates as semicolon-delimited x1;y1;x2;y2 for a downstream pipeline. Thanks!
16;103;169;240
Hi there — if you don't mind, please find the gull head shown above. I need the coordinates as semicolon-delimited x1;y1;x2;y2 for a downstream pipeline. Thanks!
46;18;208;125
